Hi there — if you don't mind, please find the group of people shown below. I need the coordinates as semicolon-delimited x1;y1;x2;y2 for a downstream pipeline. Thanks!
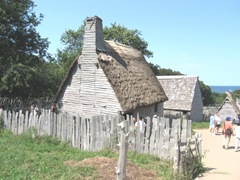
209;113;240;151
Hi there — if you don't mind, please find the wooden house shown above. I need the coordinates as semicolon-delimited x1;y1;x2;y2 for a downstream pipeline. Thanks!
55;16;168;118
157;75;203;122
217;92;240;121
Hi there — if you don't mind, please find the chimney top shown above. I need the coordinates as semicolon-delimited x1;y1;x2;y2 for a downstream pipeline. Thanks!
86;16;102;22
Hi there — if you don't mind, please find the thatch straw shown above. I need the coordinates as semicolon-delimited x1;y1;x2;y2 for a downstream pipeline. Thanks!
98;41;168;112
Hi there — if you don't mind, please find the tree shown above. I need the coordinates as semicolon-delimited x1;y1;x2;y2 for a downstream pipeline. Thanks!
0;0;51;98
104;23;153;58
232;90;240;101
57;25;84;75
0;63;38;98
57;22;153;76
148;63;183;75
199;81;214;106
212;92;226;105
159;68;183;75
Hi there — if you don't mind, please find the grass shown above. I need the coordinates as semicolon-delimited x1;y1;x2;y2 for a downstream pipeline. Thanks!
0;129;175;180
192;121;209;130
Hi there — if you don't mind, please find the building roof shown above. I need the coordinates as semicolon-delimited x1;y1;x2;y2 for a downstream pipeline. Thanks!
55;16;168;113
157;75;200;111
217;92;240;115
97;41;168;112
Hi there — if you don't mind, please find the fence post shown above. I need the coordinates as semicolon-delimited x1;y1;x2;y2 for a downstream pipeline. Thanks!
116;121;128;180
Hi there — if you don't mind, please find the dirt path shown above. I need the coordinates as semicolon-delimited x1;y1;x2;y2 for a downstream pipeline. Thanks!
195;128;240;180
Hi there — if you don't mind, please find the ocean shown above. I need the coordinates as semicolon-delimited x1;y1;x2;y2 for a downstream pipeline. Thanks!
210;86;240;93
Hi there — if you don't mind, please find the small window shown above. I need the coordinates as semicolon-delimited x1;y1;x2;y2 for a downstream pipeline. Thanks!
154;104;158;112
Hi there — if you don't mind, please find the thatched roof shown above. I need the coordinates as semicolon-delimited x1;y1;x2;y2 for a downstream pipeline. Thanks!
157;76;200;111
217;92;240;115
55;40;168;113
97;41;168;112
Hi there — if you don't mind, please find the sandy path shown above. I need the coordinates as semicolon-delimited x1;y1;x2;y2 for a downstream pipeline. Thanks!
195;128;240;180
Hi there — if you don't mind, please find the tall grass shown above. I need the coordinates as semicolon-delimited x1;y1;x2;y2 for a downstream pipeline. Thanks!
0;129;175;179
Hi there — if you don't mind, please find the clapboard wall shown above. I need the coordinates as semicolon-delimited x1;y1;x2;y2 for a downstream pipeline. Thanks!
57;17;122;118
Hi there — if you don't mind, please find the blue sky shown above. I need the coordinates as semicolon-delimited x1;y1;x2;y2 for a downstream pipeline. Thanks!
33;0;240;86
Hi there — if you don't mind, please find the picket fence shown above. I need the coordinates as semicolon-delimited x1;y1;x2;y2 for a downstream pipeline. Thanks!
0;108;202;172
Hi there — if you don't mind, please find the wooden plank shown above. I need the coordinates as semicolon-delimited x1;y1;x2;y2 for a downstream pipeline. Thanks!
181;119;188;145
72;118;76;147
68;115;73;145
96;115;103;150
18;111;24;134
91;116;97;151
144;117;151;154
158;117;165;159
24;111;29;132
116;121;128;180
86;117;91;151
187;120;192;139
62;113;67;141
80;116;85;150
74;115;80;149
7;111;12;130
163;118;170;160
13;111;17;134
3;110;8;128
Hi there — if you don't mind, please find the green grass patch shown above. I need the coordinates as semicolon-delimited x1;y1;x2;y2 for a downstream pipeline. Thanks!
192;121;209;129
0;129;175;179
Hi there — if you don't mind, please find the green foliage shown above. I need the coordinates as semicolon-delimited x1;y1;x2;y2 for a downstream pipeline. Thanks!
0;0;49;71
0;64;37;98
57;25;84;75
149;63;183;76
199;81;214;106
104;23;153;58
181;152;206;179
210;90;240;106
159;68;183;76
0;0;62;99
0;62;61;98
38;61;63;98
57;21;154;78
232;89;240;101
212;92;226;105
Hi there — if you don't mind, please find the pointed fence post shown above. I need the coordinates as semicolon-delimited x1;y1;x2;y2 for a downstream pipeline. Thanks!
116;120;128;180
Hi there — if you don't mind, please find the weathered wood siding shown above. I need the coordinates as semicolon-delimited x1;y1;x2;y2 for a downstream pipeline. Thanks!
130;102;164;118
58;63;122;118
190;81;203;121
157;76;203;122
57;17;122;118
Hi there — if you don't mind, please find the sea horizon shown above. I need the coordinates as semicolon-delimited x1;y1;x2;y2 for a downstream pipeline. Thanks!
210;85;240;93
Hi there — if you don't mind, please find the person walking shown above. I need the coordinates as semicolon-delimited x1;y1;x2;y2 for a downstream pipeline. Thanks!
214;114;221;135
209;113;215;135
135;116;146;133
235;119;240;152
222;116;234;149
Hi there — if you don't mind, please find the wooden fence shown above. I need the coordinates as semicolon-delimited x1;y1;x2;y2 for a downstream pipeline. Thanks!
0;108;202;172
